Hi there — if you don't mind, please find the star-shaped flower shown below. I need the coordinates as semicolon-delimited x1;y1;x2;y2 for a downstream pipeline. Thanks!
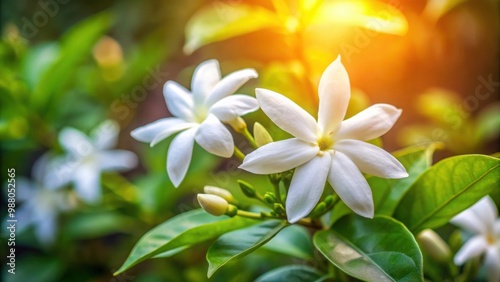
131;59;258;187
15;155;75;244
239;56;408;223
451;196;500;282
48;120;138;203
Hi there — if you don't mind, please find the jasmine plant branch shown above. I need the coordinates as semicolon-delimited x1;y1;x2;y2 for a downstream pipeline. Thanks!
233;146;246;161
241;126;257;149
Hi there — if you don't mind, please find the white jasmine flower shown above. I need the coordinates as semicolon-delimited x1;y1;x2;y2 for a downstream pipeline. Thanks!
131;59;258;187
239;56;408;223
48;120;137;203
451;196;500;282
14;156;74;245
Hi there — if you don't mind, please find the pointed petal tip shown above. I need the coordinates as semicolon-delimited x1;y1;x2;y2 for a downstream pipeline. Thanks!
287;214;301;224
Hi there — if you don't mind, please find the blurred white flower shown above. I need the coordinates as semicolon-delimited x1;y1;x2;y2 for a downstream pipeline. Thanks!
15;155;74;245
48;120;137;203
239;56;408;223
131;59;258;187
451;196;500;282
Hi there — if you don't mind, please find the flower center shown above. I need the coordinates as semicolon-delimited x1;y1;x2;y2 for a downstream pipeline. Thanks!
193;106;208;123
486;232;496;245
317;135;334;151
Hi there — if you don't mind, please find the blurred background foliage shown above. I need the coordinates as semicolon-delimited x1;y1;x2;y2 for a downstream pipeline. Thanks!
0;0;499;281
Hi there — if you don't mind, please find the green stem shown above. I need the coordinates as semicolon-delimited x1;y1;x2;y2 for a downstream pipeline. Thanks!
241;127;257;149
236;210;263;219
233;146;245;161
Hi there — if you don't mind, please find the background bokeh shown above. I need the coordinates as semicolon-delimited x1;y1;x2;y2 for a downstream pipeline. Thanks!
1;0;499;281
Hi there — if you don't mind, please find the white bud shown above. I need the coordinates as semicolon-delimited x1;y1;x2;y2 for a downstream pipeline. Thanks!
417;229;451;263
253;122;273;147
197;194;229;216
203;186;235;202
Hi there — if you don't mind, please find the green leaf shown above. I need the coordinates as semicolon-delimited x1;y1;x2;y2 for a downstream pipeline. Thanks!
314;215;423;282
206;220;288;277
184;4;279;54
394;154;500;233
32;12;112;110
114;209;258;275
255;265;324;282
262;224;314;260
372;143;439;215
65;211;135;239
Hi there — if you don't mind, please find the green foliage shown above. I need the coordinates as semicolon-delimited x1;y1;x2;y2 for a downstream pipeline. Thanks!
115;209;259;275
184;4;278;54
255;265;324;282
394;155;500;233
262;224;314;260
31;12;112;111
314;215;423;282
206;220;288;277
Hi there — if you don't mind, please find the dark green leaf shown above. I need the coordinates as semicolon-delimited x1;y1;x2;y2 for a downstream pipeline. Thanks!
32;12;112;110
114;209;258;275
394;154;500;233
206;220;288;277
262;224;314;260
255;265;324;282
314;215;423;282
372;143;439;215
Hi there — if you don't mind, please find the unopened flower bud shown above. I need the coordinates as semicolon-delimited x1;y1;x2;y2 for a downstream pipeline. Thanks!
310;202;326;218
253;122;273;147
263;192;277;205
323;195;334;207
417;229;451;263
238;180;256;198
197;194;229;216
203;186;235;202
227;117;247;133
273;203;285;215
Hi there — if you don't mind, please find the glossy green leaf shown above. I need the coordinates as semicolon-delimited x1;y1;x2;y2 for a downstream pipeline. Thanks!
255;265;324;282
32;12;112;110
310;0;408;36
206;220;288;277
184;4;279;54
372;143;439;215
394;155;500;233
330;143;438;225
314;215;423;282
262;224;314;260
114;209;258;275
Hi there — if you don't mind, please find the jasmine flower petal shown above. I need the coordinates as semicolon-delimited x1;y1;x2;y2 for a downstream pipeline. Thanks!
164;81;194;121
97;150;138;171
209;94;259;122
167;127;198;187
240;138;319;174
336;104;403;141
206;68;258;106
150;122;197;147
92;120;120;150
191;59;221;105
485;247;500;282
328;151;374;218
286;154;331;223
334;139;408;178
73;164;101;203
454;235;488;265
195;114;234;158
317;55;351;134
59;127;93;157
256;88;319;143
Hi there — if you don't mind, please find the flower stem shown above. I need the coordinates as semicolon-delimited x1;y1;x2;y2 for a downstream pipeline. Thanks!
241;127;257;149
236;210;263;219
233;146;246;161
